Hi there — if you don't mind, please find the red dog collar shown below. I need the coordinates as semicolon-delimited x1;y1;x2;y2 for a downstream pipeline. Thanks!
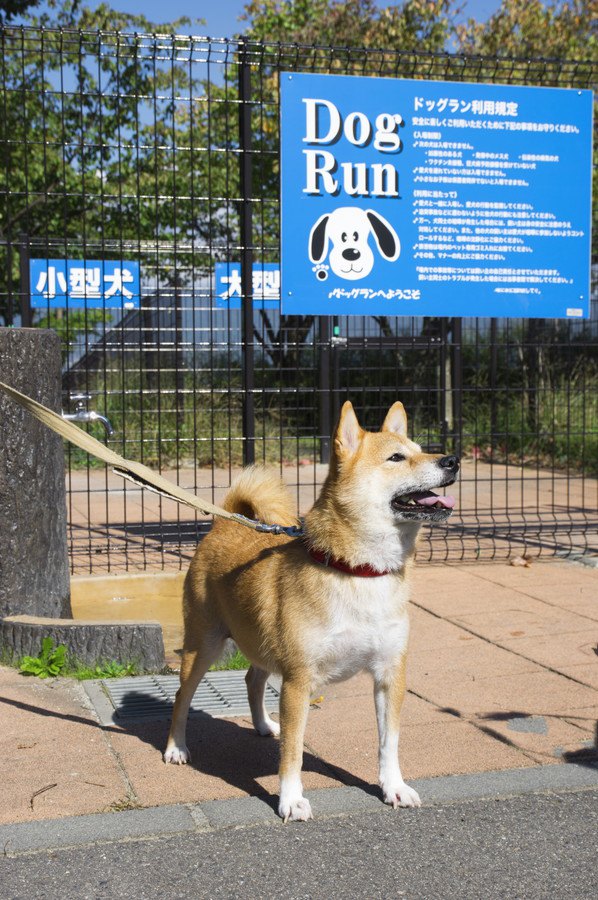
308;546;391;577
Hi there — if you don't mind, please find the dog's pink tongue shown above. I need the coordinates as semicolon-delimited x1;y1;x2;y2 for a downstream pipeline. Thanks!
412;491;456;509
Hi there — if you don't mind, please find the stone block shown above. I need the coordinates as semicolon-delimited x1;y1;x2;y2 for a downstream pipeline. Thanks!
0;615;165;673
0;328;70;618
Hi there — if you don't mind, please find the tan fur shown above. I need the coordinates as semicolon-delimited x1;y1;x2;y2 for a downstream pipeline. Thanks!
164;402;459;820
222;466;299;526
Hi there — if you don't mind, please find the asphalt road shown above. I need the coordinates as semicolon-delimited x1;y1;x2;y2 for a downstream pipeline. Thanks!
2;788;597;900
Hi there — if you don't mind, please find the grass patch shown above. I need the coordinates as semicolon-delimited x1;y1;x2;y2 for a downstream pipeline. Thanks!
68;660;139;680
61;343;597;475
210;649;250;671
460;367;598;475
65;367;312;469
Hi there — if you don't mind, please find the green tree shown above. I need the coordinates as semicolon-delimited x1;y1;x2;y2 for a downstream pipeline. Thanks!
456;0;597;60
0;1;210;325
240;0;457;51
0;0;40;23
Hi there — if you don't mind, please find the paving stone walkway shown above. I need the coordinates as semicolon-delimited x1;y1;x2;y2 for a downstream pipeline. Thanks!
0;559;596;826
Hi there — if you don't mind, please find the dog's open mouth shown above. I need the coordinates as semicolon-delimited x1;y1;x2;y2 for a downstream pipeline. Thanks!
391;489;456;521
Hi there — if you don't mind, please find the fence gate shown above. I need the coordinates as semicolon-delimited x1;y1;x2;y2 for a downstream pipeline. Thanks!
1;28;596;572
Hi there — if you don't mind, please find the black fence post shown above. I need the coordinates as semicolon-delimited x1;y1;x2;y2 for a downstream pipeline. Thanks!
318;316;331;463
238;39;255;466
331;316;341;428
5;239;15;325
174;286;185;428
489;318;499;460
19;235;32;327
451;317;463;458
439;318;448;451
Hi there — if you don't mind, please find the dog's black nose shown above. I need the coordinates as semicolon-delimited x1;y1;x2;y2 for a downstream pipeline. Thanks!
438;455;459;471
342;248;360;261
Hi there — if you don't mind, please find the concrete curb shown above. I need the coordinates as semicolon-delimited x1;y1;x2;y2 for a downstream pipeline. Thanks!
2;763;597;856
0;804;204;855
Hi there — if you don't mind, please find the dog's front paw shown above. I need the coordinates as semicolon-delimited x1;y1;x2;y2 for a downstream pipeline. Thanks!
278;796;313;824
163;744;191;765
381;781;421;809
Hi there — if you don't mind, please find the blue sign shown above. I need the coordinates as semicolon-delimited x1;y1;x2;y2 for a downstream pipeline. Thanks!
215;262;280;309
280;73;593;318
30;259;141;309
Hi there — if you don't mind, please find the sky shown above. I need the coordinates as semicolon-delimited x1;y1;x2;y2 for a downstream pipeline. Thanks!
119;1;502;37
26;1;505;37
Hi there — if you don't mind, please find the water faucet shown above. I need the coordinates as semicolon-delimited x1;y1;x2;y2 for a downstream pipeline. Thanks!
62;393;114;438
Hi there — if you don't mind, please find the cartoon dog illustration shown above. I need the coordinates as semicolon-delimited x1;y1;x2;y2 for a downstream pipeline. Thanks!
309;207;400;281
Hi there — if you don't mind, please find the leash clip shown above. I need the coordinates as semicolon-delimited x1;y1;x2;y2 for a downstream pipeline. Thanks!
255;522;305;538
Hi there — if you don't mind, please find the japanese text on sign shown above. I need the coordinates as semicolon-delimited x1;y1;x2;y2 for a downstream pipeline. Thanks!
215;263;280;309
30;259;141;309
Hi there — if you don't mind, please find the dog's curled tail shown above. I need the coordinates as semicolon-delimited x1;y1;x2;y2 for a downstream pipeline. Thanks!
223;466;299;528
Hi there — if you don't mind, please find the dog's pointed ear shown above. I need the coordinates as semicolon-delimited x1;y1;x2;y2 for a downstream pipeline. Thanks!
366;210;400;261
381;402;408;436
334;401;364;458
309;214;330;263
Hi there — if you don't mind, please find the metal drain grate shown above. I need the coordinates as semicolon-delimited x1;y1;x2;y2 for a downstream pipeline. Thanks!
84;670;280;726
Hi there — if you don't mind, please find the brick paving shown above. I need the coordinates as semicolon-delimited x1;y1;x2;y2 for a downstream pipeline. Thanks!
1;559;596;825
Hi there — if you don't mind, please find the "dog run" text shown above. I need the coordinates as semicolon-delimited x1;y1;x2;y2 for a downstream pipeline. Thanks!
302;98;404;198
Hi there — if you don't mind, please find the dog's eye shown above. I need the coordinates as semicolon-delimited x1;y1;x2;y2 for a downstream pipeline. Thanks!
341;232;348;242
388;453;406;462
353;231;358;241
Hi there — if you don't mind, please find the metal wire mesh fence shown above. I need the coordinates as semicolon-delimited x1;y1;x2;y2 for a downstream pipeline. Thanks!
1;26;596;572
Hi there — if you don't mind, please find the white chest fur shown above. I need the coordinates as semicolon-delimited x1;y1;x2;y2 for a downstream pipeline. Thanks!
304;574;410;686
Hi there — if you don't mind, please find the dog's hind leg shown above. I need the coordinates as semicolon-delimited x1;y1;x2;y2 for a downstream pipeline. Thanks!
245;666;280;737
164;628;226;765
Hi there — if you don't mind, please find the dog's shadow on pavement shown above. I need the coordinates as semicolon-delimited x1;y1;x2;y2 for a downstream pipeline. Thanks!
114;695;380;807
0;690;380;807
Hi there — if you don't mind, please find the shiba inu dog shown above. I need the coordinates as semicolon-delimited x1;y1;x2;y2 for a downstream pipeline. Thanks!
164;401;459;822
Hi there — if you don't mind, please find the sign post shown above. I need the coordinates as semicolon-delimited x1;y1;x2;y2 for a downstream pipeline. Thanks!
239;40;255;466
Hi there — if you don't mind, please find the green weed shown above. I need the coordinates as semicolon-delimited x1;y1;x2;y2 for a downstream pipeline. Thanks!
19;637;67;678
16;637;139;679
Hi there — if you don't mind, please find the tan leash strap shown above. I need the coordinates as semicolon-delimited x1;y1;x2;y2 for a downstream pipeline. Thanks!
0;379;266;532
